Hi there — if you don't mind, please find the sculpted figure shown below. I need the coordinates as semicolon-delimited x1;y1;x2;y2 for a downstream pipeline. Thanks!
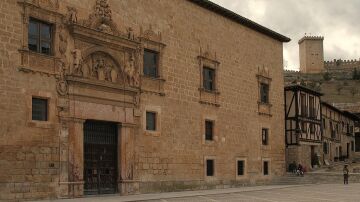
66;7;77;24
94;58;105;80
71;49;83;75
124;53;138;86
127;27;135;40
58;25;67;56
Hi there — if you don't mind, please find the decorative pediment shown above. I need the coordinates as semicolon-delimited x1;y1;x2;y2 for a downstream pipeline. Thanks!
257;65;271;80
23;0;59;11
198;45;219;65
139;25;162;43
73;0;120;35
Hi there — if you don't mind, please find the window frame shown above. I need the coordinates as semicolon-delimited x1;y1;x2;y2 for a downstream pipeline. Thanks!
143;49;159;78
143;106;161;136
206;159;215;177
205;120;214;141
237;160;245;176
260;83;269;104
309;95;315;118
263;160;270;176
300;93;307;117
145;111;157;131
31;97;48;121
202;66;216;91
28;18;53;55
262;128;269;145
310;123;315;134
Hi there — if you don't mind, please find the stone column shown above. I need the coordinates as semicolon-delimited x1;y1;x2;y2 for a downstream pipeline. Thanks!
119;122;139;195
68;118;85;197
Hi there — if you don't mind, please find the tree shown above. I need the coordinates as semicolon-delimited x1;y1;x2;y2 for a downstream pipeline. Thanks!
323;72;331;81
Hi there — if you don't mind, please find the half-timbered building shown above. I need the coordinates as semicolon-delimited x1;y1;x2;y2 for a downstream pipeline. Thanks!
284;85;322;170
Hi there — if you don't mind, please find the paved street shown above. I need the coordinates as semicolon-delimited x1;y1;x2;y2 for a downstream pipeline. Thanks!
47;183;360;202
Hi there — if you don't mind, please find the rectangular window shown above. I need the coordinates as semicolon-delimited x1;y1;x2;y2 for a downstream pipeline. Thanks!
203;67;215;91
146;112;156;131
310;123;315;134
322;119;326;129
28;18;52;55
300;93;307;117
309;96;315;118
262;128;268;145
32;98;48;121
263;161;269;175
205;120;213;141
206;159;214;176
237;160;244;176
143;49;159;77
260;83;269;103
301;121;307;133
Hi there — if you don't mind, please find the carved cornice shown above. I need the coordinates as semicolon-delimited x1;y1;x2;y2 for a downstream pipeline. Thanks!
69;24;140;50
66;75;140;95
18;0;63;17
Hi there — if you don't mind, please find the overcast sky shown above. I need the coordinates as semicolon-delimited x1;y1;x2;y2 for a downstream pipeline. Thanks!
211;0;360;70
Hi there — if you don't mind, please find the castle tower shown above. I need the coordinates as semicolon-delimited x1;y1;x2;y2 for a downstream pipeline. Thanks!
298;36;324;73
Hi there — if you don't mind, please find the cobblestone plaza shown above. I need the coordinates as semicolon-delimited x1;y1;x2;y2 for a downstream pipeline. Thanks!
45;183;360;202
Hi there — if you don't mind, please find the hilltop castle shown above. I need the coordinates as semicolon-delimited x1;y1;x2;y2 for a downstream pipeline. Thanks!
285;35;360;116
298;35;360;74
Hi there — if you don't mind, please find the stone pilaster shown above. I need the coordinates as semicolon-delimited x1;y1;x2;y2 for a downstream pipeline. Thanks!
67;118;85;197
119;122;139;195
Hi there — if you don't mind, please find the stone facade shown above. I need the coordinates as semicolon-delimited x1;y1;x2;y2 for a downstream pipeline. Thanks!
0;0;289;200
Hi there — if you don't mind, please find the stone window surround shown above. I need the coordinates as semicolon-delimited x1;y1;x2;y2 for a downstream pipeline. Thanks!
202;115;217;144
262;158;271;176
257;76;272;105
143;105;161;136
204;156;216;180
26;91;56;129
140;38;165;80
198;56;220;94
235;157;247;179
28;18;54;55
20;1;62;56
261;128;269;146
256;70;272;116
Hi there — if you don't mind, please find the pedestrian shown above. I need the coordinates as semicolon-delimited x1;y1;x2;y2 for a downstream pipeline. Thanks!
343;165;349;184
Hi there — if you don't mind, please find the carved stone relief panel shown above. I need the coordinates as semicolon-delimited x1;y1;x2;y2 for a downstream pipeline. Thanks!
67;48;140;87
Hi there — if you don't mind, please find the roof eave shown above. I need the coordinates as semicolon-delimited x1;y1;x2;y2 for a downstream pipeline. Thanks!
188;0;291;43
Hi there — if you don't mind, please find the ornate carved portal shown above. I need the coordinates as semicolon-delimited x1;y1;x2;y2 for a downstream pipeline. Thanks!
62;0;141;197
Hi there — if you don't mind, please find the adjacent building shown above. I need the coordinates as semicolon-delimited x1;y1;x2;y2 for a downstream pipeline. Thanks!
0;0;290;200
284;85;322;170
285;84;359;170
321;102;358;163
